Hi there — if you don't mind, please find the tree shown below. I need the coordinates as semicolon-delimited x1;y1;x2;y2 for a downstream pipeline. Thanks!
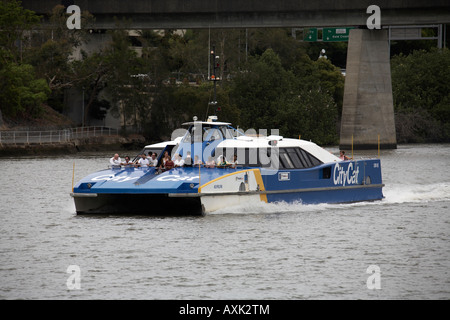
0;0;50;118
0;63;50;117
0;0;40;64
230;48;339;144
391;48;450;142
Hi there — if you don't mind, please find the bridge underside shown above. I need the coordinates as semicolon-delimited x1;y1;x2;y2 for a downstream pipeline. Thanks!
21;1;450;29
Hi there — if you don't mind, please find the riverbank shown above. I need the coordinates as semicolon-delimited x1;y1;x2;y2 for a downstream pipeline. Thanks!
0;134;146;157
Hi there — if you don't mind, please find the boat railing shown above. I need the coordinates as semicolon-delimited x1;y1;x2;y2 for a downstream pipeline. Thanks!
0;126;119;145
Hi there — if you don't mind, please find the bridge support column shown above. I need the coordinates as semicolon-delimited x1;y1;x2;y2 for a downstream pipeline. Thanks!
340;29;397;150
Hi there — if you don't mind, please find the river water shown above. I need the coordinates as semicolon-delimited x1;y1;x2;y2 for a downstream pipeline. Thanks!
0;144;449;300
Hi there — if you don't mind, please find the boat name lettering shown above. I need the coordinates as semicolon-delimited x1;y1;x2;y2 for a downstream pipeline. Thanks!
214;184;223;189
156;175;199;182
91;175;138;183
333;163;359;186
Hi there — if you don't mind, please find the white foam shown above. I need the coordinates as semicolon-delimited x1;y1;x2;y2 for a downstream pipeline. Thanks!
383;182;450;204
209;200;332;215
208;182;450;214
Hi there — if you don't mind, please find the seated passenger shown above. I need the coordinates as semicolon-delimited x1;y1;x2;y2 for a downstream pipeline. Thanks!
217;155;229;167
137;153;150;167
230;154;239;168
149;153;158;167
174;154;185;168
110;153;122;167
205;156;215;168
194;155;203;167
122;156;134;167
159;152;170;171
164;157;174;170
184;151;193;166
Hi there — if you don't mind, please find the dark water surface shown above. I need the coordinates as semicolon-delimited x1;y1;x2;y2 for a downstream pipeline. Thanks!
1;144;449;299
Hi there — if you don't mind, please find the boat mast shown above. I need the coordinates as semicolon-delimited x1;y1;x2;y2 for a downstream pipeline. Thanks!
209;46;219;116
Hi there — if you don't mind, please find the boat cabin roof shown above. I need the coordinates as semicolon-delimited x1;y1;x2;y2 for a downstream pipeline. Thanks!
217;136;340;164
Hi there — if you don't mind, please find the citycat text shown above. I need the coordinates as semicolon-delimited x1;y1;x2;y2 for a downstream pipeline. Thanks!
333;162;359;186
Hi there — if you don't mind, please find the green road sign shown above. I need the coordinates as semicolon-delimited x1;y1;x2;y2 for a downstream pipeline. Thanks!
323;27;354;42
303;28;318;42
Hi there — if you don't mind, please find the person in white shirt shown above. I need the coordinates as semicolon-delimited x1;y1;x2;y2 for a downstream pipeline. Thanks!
174;154;185;168
149;153;158;167
137;153;150;167
184;151;192;166
110;153;122;166
122;156;134;167
230;154;239;168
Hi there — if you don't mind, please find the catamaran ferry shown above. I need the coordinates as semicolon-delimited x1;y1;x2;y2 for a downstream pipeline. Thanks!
71;117;384;215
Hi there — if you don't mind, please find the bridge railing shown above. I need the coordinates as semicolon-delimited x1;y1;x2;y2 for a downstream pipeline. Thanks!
0;126;119;145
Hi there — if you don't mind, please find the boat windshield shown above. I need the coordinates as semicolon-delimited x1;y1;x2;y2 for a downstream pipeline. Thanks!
183;124;240;143
182;124;240;143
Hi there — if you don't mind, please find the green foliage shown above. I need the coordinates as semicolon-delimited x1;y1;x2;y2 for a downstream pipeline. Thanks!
0;63;50;117
0;0;49;118
391;48;450;142
0;0;41;63
230;48;340;145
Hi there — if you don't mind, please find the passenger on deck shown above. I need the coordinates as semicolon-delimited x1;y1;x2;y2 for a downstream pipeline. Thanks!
137;153;150;167
149;153;158;167
110;153;122;167
217;155;229;167
339;150;350;161
174;154;185;168
205;156;215;168
161;151;169;166
164;156;174;170
230;154;239;168
122;156;134;167
184;151;192;166
194;155;203;167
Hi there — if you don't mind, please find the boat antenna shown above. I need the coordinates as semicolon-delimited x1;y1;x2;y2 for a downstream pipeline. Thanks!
209;45;219;117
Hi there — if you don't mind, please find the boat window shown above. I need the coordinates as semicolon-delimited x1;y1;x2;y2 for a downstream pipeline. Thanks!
203;128;222;142
226;148;271;167
294;147;322;168
287;148;304;168
322;166;332;179
279;148;295;169
220;127;235;139
184;125;203;143
294;148;308;167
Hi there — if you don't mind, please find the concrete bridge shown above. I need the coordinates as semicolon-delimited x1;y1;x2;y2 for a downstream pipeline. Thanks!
21;0;450;149
21;0;450;29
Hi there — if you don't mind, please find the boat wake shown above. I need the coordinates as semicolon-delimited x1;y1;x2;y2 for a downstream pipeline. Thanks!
210;200;332;215
383;182;450;204
209;182;450;215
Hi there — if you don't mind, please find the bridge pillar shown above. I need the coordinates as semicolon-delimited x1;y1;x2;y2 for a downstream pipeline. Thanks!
340;29;397;150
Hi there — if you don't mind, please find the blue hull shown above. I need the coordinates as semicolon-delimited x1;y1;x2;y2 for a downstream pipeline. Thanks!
72;158;383;215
